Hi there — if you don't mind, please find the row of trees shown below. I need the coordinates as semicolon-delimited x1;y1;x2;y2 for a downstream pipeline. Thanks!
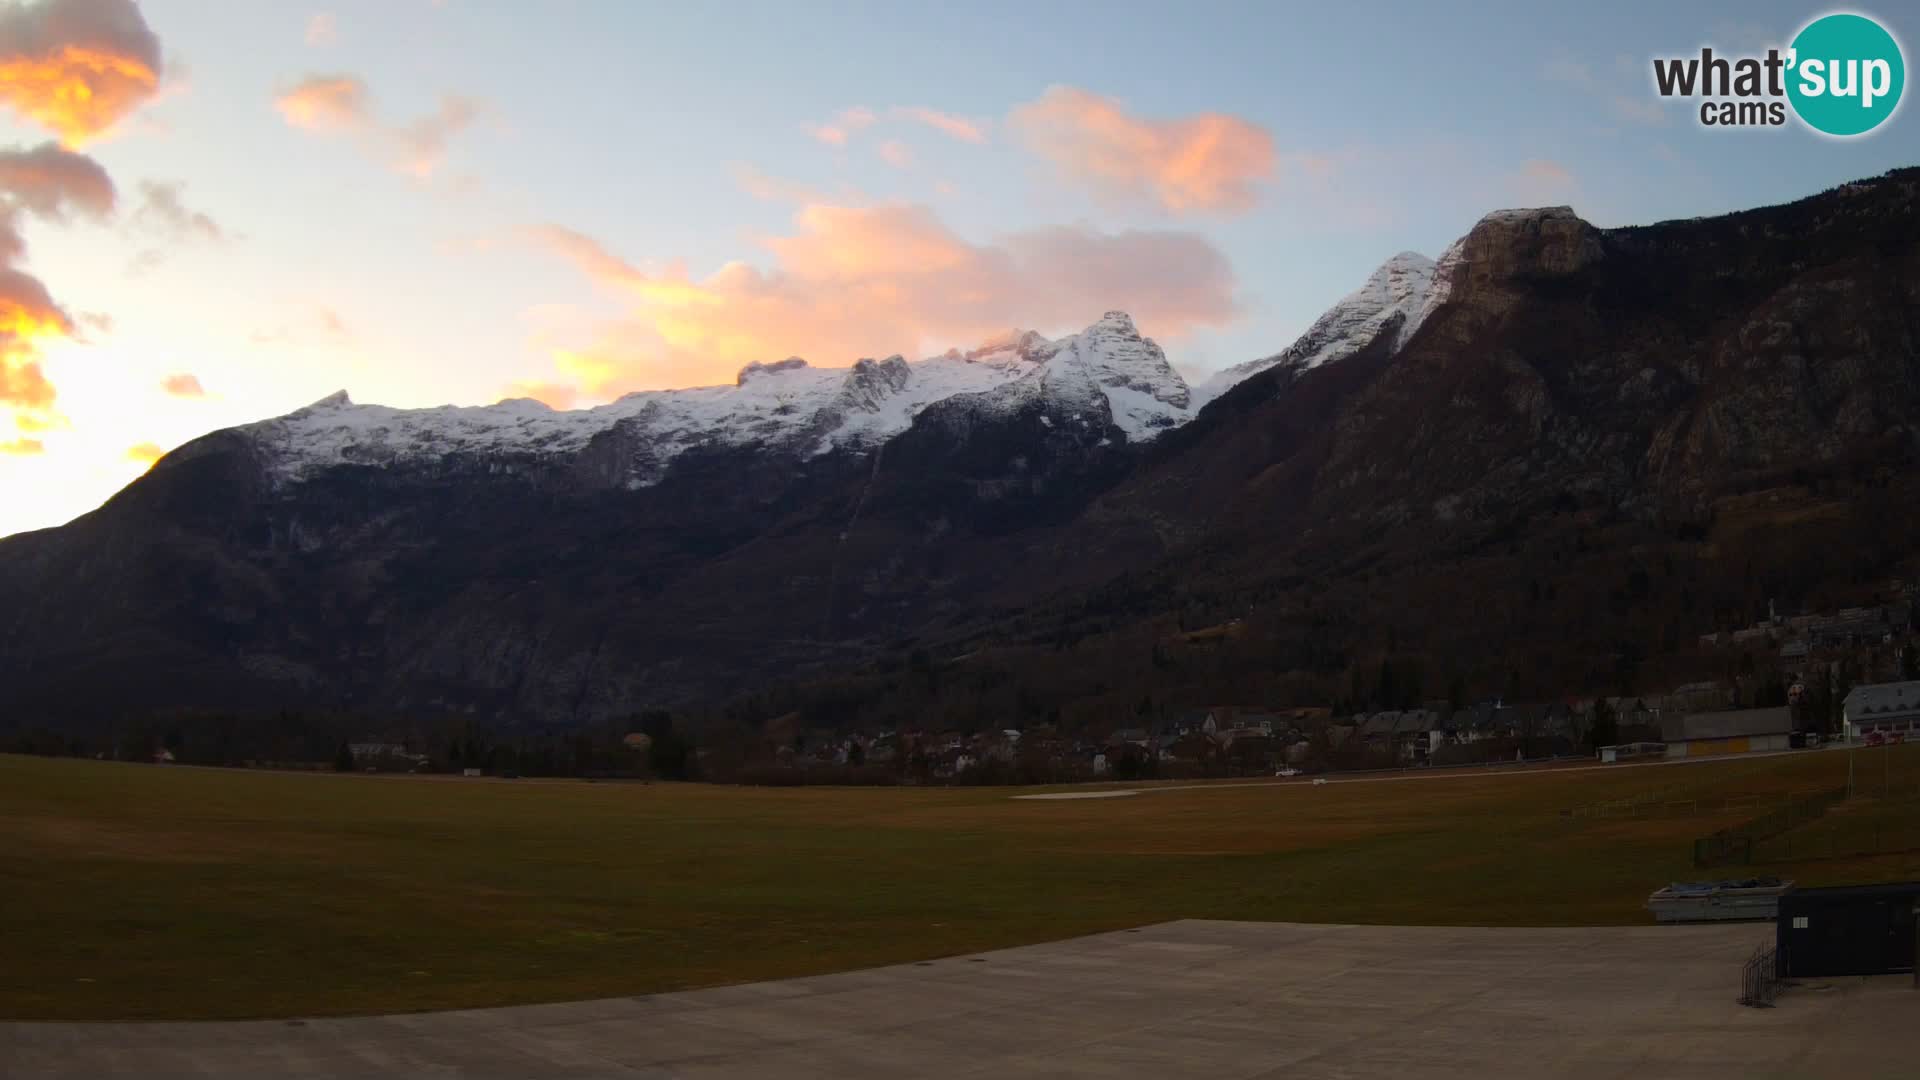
6;707;703;782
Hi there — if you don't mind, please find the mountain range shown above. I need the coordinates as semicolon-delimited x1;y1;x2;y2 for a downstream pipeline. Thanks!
4;168;1918;733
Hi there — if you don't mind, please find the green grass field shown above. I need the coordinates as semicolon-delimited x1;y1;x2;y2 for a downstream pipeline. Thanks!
5;748;1919;1021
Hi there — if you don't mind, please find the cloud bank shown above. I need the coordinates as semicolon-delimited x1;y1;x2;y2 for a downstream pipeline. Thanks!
0;0;162;146
520;201;1237;399
1009;86;1274;215
0;141;115;446
893;106;987;144
276;73;479;178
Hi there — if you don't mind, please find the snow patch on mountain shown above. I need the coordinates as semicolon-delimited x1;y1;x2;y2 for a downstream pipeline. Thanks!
240;312;1195;487
229;234;1504;490
1192;251;1437;407
954;311;1192;438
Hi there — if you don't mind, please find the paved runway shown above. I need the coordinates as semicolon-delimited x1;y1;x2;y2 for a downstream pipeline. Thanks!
4;920;1915;1078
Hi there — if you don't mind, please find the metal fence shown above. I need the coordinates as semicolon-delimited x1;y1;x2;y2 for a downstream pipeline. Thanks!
1691;787;1849;868
1752;820;1920;864
1739;944;1781;1007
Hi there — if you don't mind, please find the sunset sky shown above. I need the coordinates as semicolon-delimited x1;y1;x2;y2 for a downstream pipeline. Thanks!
0;0;1914;537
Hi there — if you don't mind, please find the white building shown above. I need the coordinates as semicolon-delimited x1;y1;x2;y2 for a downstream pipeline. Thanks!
1842;681;1920;743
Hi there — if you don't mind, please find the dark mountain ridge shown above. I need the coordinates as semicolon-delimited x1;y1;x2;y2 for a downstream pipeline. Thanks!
4;169;1918;733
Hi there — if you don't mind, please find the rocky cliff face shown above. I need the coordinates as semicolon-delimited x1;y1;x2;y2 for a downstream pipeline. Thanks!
1304;183;1920;527
4;169;1919;728
1073;171;1920;672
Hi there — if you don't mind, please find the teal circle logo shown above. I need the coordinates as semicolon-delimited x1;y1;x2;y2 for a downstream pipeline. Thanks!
1788;13;1905;136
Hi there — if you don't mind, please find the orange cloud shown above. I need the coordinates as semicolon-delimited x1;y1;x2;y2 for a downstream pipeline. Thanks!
523;224;650;290
126;440;163;466
276;73;478;179
275;74;366;130
893;106;987;144
12;404;56;430
806;106;874;147
160;372;203;397
521;201;1237;398
0;0;162;146
1;435;42;454
0;270;72;355
1008;86;1275;215
0;143;116;440
0;139;112;221
0;267;72;436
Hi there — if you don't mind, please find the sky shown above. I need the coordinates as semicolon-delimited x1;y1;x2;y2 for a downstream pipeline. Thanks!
0;0;1914;537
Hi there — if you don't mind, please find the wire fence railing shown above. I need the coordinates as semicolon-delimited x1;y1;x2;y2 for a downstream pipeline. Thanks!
1691;786;1850;868
1739;944;1781;1007
1751;819;1920;864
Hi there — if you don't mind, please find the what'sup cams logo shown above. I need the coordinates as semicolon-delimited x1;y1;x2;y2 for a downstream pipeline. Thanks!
1652;11;1905;136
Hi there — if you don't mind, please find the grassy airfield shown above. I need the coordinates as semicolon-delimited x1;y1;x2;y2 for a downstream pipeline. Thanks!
4;747;1917;1020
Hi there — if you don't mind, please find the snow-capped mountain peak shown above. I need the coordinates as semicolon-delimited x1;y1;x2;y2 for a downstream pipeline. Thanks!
1080;312;1184;400
834;355;912;413
234;313;1206;488
924;312;1196;439
226;239;1462;491
300;389;354;412
1192;250;1438;407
